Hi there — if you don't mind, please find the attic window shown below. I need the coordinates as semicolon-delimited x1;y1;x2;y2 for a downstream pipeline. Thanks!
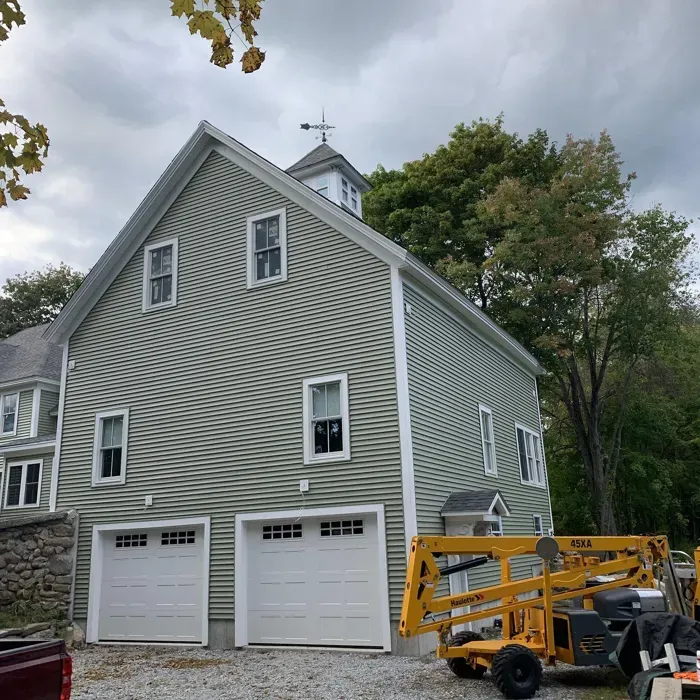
247;208;288;289
341;178;349;203
316;175;329;198
350;185;358;211
143;239;178;312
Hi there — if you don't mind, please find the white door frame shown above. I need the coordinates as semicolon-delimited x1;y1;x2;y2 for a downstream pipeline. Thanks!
86;516;211;646
234;503;392;651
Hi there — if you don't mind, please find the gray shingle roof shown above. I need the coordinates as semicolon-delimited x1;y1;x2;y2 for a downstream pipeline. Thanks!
0;325;62;384
0;434;56;451
286;143;341;173
440;489;510;516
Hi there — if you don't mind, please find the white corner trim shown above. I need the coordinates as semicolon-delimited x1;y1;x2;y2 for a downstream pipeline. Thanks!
86;516;211;645
30;387;40;438
234;504;391;652
534;378;555;533
478;403;498;477
246;207;288;289
390;267;417;553
142;237;179;313
49;342;69;512
3;458;43;509
91;408;130;487
301;372;351;465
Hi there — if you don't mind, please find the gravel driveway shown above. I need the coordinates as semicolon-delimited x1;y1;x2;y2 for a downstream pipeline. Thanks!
71;645;627;700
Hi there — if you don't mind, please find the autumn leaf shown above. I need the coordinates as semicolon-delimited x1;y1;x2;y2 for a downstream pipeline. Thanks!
241;45;265;73
170;0;266;73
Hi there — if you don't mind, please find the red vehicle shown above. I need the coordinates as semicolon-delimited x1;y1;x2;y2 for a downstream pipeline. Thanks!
0;639;72;699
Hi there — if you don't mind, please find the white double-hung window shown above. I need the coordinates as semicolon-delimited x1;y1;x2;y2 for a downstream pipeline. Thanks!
4;460;42;508
92;409;129;486
0;393;19;435
247;208;288;288
143;239;178;311
516;424;546;486
302;373;350;464
478;404;497;476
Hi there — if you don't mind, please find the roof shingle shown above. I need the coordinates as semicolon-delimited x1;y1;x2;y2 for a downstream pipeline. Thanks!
286;143;341;173
0;325;62;384
440;489;510;516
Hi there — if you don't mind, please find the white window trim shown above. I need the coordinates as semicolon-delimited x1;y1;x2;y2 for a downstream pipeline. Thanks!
533;513;544;537
234;504;391;651
302;372;350;465
0;392;19;436
4;459;43;509
87;516;210;645
92;408;130;487
142;238;179;313
478;404;497;476
489;514;503;536
515;422;547;488
246;207;288;289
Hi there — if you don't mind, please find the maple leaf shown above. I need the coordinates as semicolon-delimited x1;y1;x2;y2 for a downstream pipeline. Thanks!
170;0;195;18
241;45;265;73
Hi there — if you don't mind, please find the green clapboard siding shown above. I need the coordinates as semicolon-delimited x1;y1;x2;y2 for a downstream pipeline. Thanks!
0;450;54;513
404;283;552;588
38;390;58;437
56;151;405;622
0;390;33;445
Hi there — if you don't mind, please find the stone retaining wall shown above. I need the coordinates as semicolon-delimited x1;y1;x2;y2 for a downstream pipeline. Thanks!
0;510;77;616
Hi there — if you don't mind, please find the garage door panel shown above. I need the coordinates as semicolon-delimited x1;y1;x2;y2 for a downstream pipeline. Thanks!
247;514;383;648
98;525;204;643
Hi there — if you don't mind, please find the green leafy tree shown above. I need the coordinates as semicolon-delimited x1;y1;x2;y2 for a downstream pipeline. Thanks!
0;0;265;207
363;116;560;308
0;263;85;338
482;132;693;534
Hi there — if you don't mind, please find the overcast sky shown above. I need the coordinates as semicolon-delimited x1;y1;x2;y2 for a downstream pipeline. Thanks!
1;0;698;284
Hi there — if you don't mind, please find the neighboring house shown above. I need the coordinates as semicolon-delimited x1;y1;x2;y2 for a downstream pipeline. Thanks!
0;326;61;515
42;122;553;653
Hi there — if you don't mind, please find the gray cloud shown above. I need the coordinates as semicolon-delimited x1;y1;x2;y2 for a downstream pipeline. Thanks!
1;0;698;287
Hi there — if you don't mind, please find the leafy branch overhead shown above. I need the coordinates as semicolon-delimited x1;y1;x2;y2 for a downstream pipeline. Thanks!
170;0;266;72
0;1;50;207
0;0;266;209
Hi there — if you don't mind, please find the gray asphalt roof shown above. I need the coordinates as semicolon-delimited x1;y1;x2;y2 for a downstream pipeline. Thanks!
440;489;510;515
0;434;56;451
0;325;62;384
286;143;341;173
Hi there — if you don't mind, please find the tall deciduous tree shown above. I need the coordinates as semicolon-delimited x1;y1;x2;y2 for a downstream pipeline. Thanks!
482;132;693;534
363;116;560;309
0;0;265;207
0;263;84;338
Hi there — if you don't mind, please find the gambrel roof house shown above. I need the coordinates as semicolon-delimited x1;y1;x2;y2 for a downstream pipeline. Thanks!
31;122;552;654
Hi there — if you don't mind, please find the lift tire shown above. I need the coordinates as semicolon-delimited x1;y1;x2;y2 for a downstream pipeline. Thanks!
446;631;487;679
491;644;542;699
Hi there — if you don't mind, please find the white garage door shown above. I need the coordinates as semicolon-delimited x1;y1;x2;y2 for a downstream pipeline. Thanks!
99;525;204;643
246;513;383;647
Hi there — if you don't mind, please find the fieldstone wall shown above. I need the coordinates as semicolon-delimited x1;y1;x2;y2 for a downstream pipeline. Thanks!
0;510;77;616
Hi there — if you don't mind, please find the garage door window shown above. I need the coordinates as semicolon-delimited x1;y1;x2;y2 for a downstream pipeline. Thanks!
116;533;147;548
161;530;196;545
262;523;302;540
320;519;364;537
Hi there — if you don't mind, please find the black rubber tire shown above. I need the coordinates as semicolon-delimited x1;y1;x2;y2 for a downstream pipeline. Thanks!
446;631;487;679
491;644;542;699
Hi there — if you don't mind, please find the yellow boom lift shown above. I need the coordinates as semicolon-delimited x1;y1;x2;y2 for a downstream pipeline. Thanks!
399;535;700;699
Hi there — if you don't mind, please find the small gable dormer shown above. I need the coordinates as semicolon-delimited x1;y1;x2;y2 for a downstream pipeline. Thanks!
286;143;371;219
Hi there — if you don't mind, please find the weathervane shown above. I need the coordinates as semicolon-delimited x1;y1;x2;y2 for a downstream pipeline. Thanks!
300;109;335;143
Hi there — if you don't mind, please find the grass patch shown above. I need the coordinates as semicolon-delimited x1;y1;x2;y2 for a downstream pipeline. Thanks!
550;666;628;700
0;601;65;629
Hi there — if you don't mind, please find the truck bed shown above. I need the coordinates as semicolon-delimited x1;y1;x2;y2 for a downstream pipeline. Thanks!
0;638;71;700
